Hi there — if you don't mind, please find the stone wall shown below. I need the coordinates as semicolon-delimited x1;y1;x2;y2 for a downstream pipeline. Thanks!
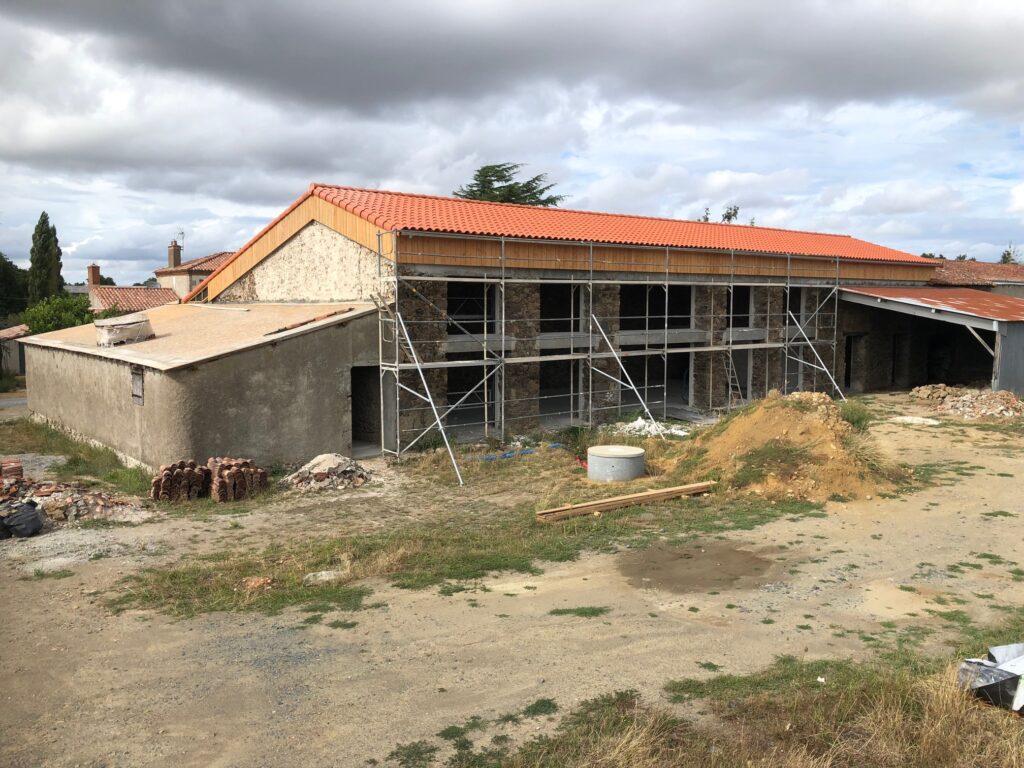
750;287;785;397
691;285;729;409
216;221;392;303
504;283;540;428
586;285;622;423
396;281;447;439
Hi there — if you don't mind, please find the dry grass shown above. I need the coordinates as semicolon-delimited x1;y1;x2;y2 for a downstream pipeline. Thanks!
500;662;1024;767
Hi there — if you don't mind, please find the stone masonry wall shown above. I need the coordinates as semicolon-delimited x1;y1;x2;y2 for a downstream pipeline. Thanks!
585;285;621;424
395;281;446;440
691;285;729;409
216;221;393;303
504;283;540;429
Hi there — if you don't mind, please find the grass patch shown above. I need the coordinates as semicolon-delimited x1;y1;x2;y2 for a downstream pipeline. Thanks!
549;606;609;618
0;419;151;495
21;568;74;581
106;494;823;616
106;554;371;617
839;399;874;431
386;741;438;768
732;439;813;487
522;698;558;718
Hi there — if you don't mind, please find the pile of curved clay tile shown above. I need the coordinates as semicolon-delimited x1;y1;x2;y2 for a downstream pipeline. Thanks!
151;460;212;502
150;458;268;503
207;458;268;503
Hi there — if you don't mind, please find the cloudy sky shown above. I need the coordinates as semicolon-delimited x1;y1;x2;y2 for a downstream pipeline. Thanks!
1;1;1023;284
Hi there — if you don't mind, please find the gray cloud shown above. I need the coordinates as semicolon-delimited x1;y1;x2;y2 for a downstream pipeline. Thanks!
4;1;1024;115
1;1;1023;284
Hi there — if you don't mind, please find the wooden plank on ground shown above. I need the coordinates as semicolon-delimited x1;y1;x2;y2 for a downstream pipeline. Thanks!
535;481;716;523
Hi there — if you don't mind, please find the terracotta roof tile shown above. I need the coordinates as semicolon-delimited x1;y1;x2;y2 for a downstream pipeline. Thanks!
929;259;1024;286
91;286;178;312
309;184;929;263
185;184;933;303
154;251;234;276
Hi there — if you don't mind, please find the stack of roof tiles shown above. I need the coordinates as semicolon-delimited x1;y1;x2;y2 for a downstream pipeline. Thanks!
150;458;268;503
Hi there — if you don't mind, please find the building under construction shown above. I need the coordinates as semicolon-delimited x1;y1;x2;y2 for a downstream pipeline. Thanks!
22;185;1024;475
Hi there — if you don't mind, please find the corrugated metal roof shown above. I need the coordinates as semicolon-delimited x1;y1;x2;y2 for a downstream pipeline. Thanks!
844;287;1024;322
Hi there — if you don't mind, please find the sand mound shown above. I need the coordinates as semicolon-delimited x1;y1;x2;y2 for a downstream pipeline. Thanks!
682;391;896;501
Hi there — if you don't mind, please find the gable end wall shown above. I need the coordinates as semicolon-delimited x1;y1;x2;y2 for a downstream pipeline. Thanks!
216;221;392;303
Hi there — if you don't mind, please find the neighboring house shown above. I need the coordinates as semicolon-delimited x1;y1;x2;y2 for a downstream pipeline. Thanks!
22;183;1024;473
83;264;178;312
930;259;1024;299
154;241;234;298
1;324;28;376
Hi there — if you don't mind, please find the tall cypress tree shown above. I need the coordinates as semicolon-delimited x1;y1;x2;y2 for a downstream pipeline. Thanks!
27;211;64;305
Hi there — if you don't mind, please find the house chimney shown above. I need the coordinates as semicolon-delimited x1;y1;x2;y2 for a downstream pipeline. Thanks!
168;240;182;268
87;263;101;287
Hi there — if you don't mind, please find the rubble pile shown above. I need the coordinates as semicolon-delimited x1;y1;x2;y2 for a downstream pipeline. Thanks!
285;454;371;491
2;476;147;526
910;383;966;402
912;385;1024;420
150;457;268;503
938;390;1024;420
1;458;24;479
601;417;689;438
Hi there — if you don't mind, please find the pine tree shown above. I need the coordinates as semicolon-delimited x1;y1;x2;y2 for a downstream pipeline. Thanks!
454;163;565;206
27;211;64;305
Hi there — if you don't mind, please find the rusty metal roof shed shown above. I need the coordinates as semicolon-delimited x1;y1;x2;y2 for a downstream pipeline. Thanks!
841;287;1024;330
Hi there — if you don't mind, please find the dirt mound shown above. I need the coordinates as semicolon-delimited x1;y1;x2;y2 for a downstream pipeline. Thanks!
680;391;896;501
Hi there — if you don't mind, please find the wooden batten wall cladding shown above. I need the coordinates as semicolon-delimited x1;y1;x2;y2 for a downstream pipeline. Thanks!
395;234;937;283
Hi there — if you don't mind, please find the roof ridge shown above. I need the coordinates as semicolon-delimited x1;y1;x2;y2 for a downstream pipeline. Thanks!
310;183;855;240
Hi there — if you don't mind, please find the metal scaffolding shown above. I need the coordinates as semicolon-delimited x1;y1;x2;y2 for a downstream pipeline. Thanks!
375;232;844;478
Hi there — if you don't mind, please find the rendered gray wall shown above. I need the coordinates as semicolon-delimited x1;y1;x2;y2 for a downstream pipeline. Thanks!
25;313;380;471
25;346;190;468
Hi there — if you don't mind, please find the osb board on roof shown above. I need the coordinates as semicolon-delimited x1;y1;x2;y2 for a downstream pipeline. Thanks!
21;302;375;371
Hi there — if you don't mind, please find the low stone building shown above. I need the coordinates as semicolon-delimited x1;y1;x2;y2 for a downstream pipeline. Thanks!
21;302;377;469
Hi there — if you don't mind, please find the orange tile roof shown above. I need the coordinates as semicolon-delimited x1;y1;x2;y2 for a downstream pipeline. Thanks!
311;184;928;263
929;259;1024;286
185;184;932;303
154;251;234;276
844;287;1024;322
91;286;178;312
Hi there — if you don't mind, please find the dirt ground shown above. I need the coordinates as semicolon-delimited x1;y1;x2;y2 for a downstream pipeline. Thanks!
3;393;1024;767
